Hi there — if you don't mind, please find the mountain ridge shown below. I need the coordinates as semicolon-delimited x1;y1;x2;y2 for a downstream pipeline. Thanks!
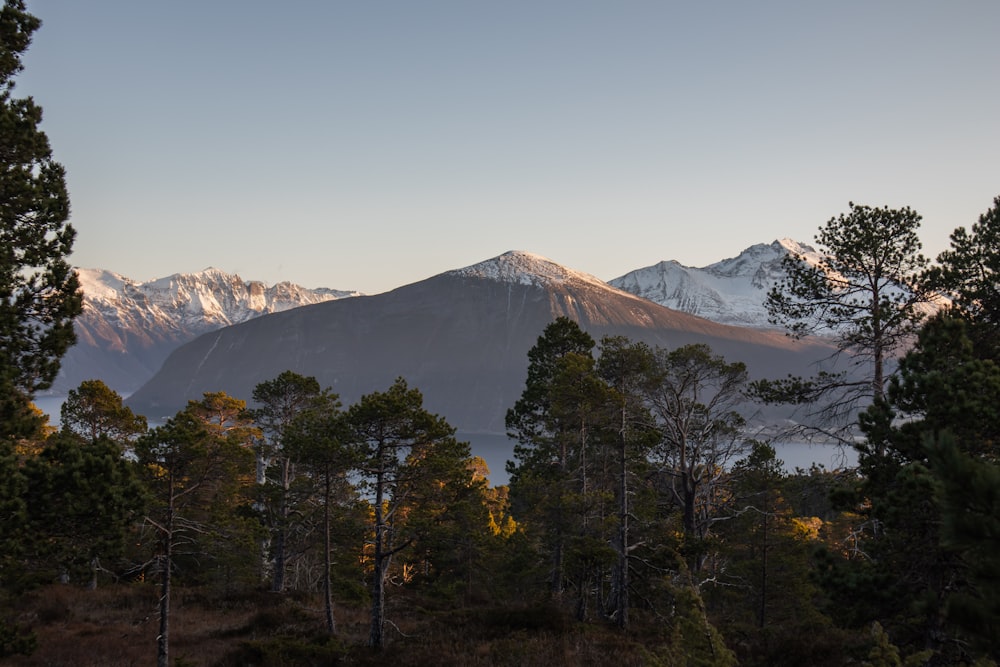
54;268;360;393
124;250;839;434
609;239;823;329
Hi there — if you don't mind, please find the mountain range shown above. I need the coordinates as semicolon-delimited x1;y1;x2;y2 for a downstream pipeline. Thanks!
57;239;823;398
122;249;840;437
54;268;359;394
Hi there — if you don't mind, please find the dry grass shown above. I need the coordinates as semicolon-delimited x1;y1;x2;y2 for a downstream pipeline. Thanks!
6;584;672;666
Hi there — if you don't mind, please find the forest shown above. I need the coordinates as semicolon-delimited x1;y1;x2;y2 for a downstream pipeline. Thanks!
3;0;1000;663
2;194;999;666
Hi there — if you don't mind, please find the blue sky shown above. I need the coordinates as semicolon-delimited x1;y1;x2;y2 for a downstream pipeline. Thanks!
18;1;1000;294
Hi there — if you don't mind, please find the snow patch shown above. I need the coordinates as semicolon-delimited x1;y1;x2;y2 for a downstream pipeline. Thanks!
449;250;612;290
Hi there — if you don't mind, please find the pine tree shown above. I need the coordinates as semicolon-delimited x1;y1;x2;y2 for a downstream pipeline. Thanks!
23;432;146;588
60;379;147;447
135;403;254;667
761;203;930;442
250;371;323;592
927;194;1000;359
927;435;1000;660
347;378;463;648
595;335;658;628
506;317;597;599
0;0;81;439
283;390;358;635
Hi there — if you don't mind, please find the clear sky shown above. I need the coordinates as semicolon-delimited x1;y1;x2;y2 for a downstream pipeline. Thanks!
16;1;1000;295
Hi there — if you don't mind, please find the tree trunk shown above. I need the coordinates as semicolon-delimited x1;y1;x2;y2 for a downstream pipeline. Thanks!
369;463;386;648
271;457;292;593
157;477;174;667
758;488;768;629
322;471;336;635
615;421;630;628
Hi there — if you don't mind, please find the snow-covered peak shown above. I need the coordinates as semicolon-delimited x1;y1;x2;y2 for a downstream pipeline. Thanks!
449;250;612;290
76;266;361;330
610;240;814;329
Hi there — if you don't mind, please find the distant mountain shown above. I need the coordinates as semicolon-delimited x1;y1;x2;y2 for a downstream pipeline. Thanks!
125;251;839;435
609;239;822;329
610;238;945;330
53;268;360;394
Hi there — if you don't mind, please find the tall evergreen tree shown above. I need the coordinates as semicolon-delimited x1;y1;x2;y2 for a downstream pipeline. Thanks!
927;194;1000;359
506;317;597;599
821;316;1000;663
347;378;464;648
761;203;931;442
0;0;81;439
283;390;358;635
135;403;254;667
250;371;323;592
595;335;658;628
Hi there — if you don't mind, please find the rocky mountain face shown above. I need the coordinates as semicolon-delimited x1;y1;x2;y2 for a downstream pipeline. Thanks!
609;239;823;329
125;251;839;435
54;268;359;394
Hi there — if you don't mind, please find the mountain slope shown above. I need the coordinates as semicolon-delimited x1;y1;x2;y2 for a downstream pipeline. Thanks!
55;268;359;393
126;251;838;434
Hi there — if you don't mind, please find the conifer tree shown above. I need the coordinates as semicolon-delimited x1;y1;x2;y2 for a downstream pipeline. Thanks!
506;317;597;599
927;435;1000;660
60;379;147;446
0;0;81;439
822;316;1000;662
927;194;1000;359
23;432;146;588
283;390;358;636
136;403;254;667
250;371;323;592
595;335;658;628
760;203;930;442
347;378;464;648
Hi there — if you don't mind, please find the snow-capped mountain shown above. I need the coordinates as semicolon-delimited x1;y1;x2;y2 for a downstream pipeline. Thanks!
126;250;837;433
53;268;360;394
610;239;823;329
610;239;945;330
79;267;357;331
450;250;614;290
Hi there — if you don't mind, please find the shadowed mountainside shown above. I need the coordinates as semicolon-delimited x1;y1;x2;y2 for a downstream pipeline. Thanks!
126;251;838;433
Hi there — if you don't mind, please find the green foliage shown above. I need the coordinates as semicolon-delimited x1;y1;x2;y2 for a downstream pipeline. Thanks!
347;377;471;647
505;318;615;615
767;202;928;347
0;0;81;409
817;314;1000;662
763;203;931;436
874;315;1000;457
0;615;35;658
928;194;1000;358
927;435;1000;659
283;389;364;633
0;439;26;589
506;316;596;453
22;433;147;587
135;397;257;584
250;371;326;593
60;379;147;446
